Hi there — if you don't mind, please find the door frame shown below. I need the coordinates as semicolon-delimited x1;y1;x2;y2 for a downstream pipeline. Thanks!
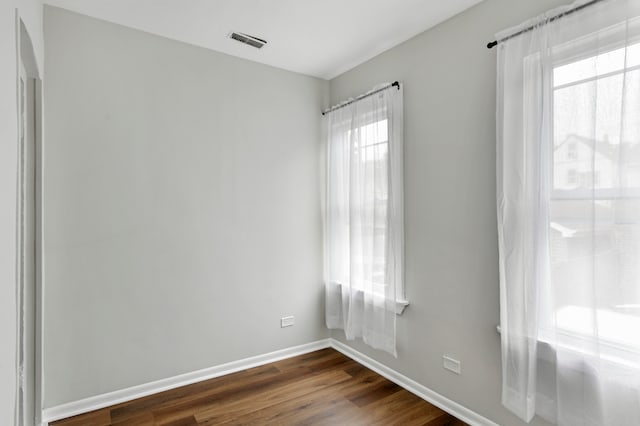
16;12;42;426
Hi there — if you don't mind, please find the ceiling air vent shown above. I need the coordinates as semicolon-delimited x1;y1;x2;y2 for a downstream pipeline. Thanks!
229;32;267;49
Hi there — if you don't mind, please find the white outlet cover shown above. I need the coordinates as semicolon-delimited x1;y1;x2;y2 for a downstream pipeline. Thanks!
281;316;295;328
443;355;461;375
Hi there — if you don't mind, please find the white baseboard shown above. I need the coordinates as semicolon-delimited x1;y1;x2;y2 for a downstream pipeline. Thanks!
42;338;497;426
329;339;499;426
41;339;331;424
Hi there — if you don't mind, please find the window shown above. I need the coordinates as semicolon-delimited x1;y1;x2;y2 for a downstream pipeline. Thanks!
496;4;640;423
346;118;389;295
324;83;404;356
548;41;640;356
567;142;578;160
327;110;405;306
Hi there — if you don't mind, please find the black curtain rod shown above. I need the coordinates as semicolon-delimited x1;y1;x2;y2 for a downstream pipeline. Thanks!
486;0;605;49
322;81;400;116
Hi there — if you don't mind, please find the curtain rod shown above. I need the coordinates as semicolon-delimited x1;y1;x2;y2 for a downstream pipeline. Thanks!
321;81;400;116
486;0;605;49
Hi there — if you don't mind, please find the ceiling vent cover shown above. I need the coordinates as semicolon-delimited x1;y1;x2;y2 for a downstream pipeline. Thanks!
229;32;267;49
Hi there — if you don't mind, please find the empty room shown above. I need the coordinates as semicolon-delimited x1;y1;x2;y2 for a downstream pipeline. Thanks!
3;0;640;425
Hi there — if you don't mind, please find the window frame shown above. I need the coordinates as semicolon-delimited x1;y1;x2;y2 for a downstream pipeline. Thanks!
533;30;640;359
327;107;408;314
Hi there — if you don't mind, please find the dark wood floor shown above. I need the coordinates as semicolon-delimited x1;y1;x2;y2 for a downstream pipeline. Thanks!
52;348;466;426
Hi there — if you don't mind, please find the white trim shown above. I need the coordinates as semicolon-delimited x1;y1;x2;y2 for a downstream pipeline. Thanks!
329;339;499;426
41;338;497;426
332;282;409;315
395;299;409;315
41;339;331;425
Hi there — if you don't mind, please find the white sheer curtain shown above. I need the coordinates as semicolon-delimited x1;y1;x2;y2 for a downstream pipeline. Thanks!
497;0;640;424
324;84;404;357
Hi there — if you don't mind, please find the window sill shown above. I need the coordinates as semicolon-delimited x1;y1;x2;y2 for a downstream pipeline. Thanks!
496;324;640;370
332;282;409;316
395;299;410;315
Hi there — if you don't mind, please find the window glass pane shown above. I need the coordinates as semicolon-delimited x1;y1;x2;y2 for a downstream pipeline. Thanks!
554;42;640;87
350;119;389;294
551;45;640;351
554;71;640;192
550;199;640;349
360;119;388;147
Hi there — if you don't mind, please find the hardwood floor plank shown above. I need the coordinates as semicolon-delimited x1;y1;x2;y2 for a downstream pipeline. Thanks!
358;391;442;425
52;348;468;426
150;365;325;424
189;369;353;424
110;365;281;423
50;407;111;426
202;366;388;425
157;415;198;426
270;348;338;371
109;411;155;426
346;377;403;407
226;390;364;426
423;412;469;426
284;398;363;426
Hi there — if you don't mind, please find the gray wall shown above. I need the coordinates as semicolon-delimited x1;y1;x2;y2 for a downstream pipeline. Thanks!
0;1;43;423
42;1;579;423
328;0;569;425
43;6;328;408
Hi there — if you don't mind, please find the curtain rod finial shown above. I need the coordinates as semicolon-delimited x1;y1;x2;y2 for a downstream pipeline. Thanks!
487;40;498;49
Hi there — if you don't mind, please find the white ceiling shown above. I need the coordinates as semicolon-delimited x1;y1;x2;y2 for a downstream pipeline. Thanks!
44;0;484;79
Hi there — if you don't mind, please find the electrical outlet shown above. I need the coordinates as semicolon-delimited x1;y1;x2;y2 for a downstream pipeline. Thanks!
281;316;295;328
443;355;461;375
